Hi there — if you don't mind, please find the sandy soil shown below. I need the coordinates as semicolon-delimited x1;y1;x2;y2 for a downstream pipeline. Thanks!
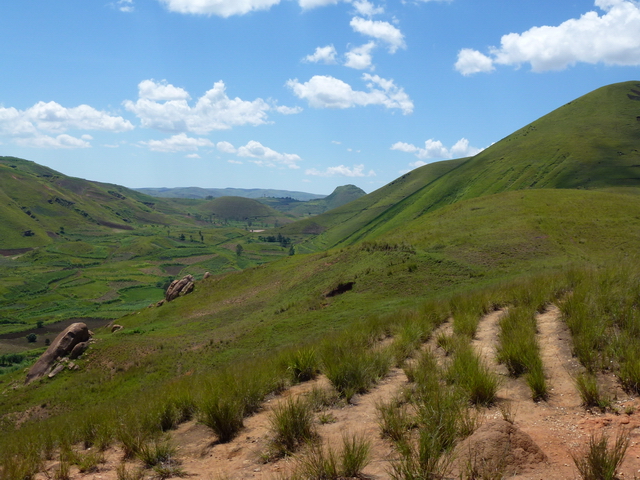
35;306;640;480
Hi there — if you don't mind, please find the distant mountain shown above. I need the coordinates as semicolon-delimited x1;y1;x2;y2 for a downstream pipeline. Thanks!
134;186;326;201
257;184;366;217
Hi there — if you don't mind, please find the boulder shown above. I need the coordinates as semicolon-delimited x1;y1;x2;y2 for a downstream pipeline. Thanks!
203;271;211;279
165;275;195;301
111;324;123;333
69;341;90;359
25;322;91;384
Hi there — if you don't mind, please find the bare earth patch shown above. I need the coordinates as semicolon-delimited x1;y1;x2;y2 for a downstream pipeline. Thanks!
33;306;640;479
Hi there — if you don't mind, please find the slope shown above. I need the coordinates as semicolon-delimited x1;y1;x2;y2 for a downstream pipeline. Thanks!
0;157;194;249
286;80;640;251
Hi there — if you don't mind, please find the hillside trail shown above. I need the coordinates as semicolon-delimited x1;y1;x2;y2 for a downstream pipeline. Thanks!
470;305;640;479
34;310;640;479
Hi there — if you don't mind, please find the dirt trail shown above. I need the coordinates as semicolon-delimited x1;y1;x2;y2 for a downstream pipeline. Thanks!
35;308;640;480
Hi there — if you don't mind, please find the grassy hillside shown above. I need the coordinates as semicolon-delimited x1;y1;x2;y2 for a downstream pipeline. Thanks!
279;157;467;251
284;81;640;252
259;184;367;217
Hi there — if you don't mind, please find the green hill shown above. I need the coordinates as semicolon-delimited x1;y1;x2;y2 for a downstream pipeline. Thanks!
190;196;295;225
0;156;195;249
259;184;366;217
284;80;640;252
4;81;640;476
134;186;325;201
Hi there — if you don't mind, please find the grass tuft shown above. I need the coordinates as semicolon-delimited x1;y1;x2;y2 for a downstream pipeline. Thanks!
572;430;629;480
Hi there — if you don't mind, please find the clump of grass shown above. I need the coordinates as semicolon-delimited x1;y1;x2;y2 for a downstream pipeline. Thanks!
198;394;245;444
391;322;426;367
306;385;342;411
575;373;611;411
572;430;629;480
322;343;391;402
116;462;145;480
389;427;454;480
136;437;176;467
377;398;413;444
289;434;371;480
284;347;320;383
436;332;459;355
446;344;499;406
404;349;440;396
75;449;106;473
269;397;316;457
497;307;548;400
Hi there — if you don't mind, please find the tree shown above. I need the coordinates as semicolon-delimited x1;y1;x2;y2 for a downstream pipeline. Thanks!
289;245;295;256
26;333;37;343
235;244;243;256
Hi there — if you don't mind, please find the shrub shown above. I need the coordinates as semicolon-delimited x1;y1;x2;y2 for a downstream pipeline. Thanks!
572;430;629;480
26;333;37;343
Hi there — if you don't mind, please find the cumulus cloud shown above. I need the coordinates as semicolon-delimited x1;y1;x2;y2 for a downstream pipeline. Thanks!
456;0;640;74
236;140;302;168
455;49;495;76
298;0;340;8
16;134;92;149
350;17;405;53
124;79;291;134
286;74;413;114
141;133;214;152
344;42;376;70
115;0;135;12
306;164;376;177
0;101;133;149
216;141;237;153
391;138;483;160
304;45;338;64
352;0;384;16
158;0;281;17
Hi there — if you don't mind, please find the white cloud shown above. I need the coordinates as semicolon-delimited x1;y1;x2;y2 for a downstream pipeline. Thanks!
124;80;272;134
138;79;190;101
0;101;133;149
304;45;338;64
116;0;134;12
158;0;281;17
286;73;413;114
454;49;495;76
352;0;383;16
298;0;340;9
216;140;237;153
350;17;405;53
456;0;640;74
344;42;376;70
274;105;303;115
306;164;375;177
186;153;201;158
236;140;302;169
391;138;483;160
16;134;92;149
141;133;214;152
228;159;243;164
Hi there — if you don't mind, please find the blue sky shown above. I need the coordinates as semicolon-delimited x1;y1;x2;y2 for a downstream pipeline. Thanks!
1;0;639;194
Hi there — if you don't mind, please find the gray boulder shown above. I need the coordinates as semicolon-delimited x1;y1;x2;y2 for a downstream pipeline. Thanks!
25;322;91;384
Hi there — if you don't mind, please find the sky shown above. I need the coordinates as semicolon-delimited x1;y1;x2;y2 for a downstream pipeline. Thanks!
1;0;639;195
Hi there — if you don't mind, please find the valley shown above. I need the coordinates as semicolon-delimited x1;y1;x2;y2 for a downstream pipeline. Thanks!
1;80;640;479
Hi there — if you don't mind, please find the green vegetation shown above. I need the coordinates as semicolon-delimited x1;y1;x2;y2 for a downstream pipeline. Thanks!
3;81;640;478
572;430;629;480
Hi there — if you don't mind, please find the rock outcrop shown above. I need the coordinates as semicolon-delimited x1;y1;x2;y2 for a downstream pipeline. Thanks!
165;274;195;301
25;322;91;384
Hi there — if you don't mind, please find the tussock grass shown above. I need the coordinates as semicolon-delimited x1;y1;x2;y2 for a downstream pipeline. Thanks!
321;340;391;402
198;393;245;444
497;306;548;400
572;430;629;480
575;373;611;411
283;347;319;384
377;398;413;444
269;397;316;456
446;344;499;406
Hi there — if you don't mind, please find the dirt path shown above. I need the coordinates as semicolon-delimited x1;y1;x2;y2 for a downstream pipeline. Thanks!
35;308;640;480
